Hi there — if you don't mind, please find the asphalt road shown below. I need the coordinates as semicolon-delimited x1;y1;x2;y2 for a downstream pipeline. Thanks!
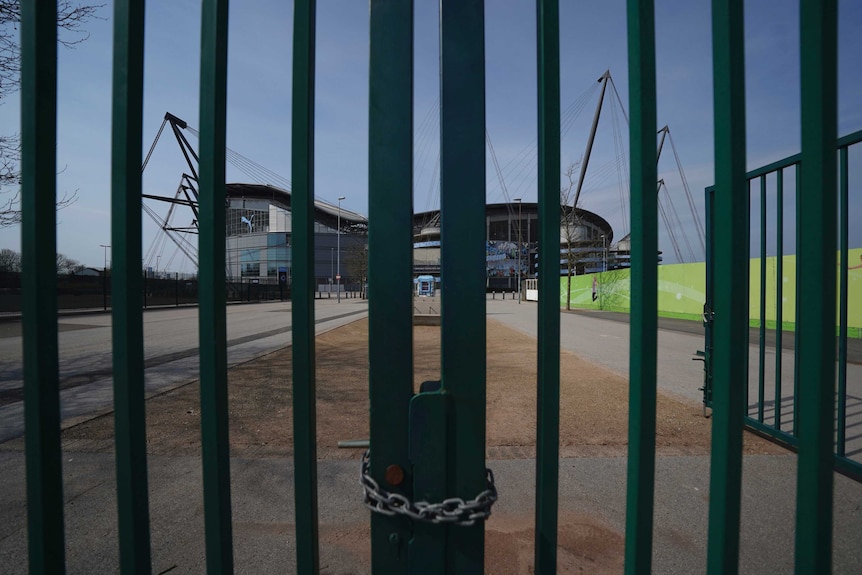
0;300;369;441
489;299;862;460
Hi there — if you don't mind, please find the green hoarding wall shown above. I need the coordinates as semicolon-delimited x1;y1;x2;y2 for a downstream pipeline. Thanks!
559;247;862;338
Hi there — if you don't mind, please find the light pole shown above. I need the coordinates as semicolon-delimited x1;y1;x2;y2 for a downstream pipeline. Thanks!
100;244;110;311
601;234;607;272
513;198;522;303
337;196;345;303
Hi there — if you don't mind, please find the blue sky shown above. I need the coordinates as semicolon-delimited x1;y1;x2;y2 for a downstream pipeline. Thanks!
0;0;860;270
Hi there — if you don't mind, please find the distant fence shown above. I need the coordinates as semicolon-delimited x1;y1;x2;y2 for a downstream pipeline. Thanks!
560;248;862;338
0;271;296;312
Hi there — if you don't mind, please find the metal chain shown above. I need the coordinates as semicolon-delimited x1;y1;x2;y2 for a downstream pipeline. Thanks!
360;450;497;527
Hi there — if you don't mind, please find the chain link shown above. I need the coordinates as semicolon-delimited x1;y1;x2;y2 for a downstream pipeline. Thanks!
360;450;497;527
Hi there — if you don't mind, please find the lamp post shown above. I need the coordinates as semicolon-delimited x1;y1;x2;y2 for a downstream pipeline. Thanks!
601;234;607;272
513;198;522;303
100;244;110;311
337;196;345;303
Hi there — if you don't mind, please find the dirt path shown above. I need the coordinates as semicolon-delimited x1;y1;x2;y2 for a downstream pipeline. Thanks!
55;317;778;459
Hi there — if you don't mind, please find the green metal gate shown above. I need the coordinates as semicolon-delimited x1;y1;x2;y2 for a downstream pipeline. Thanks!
703;128;862;483
17;0;840;573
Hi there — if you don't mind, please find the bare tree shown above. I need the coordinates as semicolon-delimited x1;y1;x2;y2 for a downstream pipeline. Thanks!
559;162;606;310
56;252;84;275
0;1;102;227
559;163;582;311
345;238;368;298
0;247;20;271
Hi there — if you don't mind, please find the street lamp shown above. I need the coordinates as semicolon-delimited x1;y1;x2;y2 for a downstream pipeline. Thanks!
601;234;607;272
337;196;345;303
99;244;110;311
513;198;522;304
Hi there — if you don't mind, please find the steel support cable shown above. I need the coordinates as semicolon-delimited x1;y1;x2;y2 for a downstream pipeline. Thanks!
142;200;199;268
561;80;601;139
662;178;696;262
610;94;630;236
223;148;292;189
186;125;295;191
142;203;170;268
663;180;695;262
223;149;277;183
578;155;626;194
504;147;541;199
486;130;516;209
667;129;706;256
223;147;292;187
614;94;631;236
485;81;598;196
489;85;596;200
424;151;441;213
608;75;630;126
657;183;683;262
414;100;441;191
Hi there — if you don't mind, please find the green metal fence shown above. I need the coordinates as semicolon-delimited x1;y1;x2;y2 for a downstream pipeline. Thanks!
18;0;839;573
703;127;862;484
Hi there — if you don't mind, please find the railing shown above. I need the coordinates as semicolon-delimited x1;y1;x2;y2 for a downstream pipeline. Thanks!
18;0;840;574
704;128;862;483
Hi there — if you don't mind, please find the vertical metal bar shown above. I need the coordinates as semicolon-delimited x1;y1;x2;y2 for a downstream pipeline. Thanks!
111;0;152;570
20;2;65;572
623;0;658;573
368;1;413;572
837;146;848;457
291;1;319;572
758;175;767;422
536;1;561;572
706;0;748;573
775;169;784;430
440;1;486;571
793;163;801;436
795;0;838;571
198;0;233;571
